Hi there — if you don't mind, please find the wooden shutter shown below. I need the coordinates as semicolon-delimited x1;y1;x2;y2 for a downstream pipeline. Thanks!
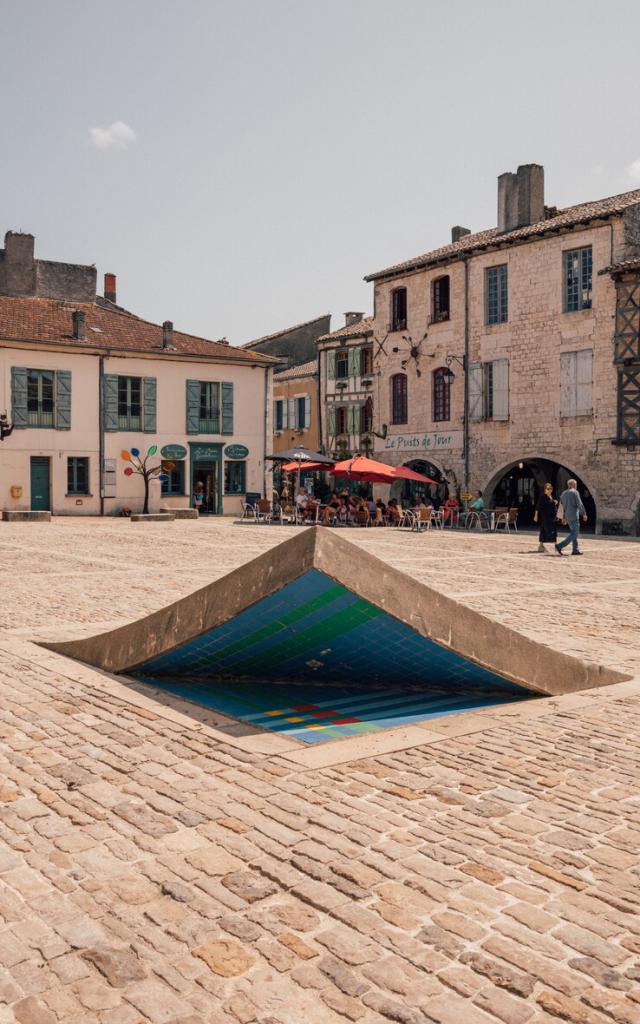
54;370;72;430
348;347;360;377
346;406;354;435
103;458;117;498
576;349;593;415
10;367;28;428
103;374;119;432
186;379;200;433
143;377;157;433
221;382;233;434
288;397;296;429
304;395;311;429
327;350;336;380
282;397;288;429
491;359;509;421
468;362;484;421
560;353;577;418
328;405;336;435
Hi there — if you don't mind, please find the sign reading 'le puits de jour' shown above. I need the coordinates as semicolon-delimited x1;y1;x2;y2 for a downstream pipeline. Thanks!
224;444;249;459
381;431;463;452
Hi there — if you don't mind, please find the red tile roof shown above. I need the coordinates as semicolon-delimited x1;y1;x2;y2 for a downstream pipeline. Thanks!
317;317;374;342
0;296;275;364
274;358;318;382
365;189;640;281
598;258;640;277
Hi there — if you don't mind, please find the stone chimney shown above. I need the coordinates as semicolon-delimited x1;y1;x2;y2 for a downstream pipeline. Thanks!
72;310;86;340
104;272;117;303
3;231;36;295
162;320;175;350
344;312;364;327
451;226;471;243
498;164;544;232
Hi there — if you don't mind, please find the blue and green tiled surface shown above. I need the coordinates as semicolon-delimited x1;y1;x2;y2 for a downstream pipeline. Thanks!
131;569;532;744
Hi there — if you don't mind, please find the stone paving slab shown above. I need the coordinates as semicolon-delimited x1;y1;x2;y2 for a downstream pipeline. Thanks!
0;519;639;1023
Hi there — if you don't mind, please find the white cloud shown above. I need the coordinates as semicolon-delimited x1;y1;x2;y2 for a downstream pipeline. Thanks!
628;158;640;183
89;120;137;151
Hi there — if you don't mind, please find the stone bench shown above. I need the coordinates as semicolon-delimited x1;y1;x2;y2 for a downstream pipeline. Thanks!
130;513;175;523
3;510;51;522
160;507;198;519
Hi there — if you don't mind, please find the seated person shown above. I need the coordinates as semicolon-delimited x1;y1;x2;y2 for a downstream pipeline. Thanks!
470;490;484;510
387;498;402;524
442;496;461;525
323;492;341;525
295;489;308;511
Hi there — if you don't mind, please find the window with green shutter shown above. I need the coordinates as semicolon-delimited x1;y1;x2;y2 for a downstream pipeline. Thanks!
10;367;28;428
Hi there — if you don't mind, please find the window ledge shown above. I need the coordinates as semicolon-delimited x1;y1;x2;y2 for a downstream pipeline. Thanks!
65;493;92;497
560;413;593;420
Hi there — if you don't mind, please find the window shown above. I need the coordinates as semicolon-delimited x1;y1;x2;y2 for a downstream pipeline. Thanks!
336;406;348;434
391;288;407;331
486;265;508;325
361;396;373;433
199;381;220;433
336;350;349;379
224;461;246;494
560;350;593;417
161;460;185;495
297;396;306;430
274;399;284;431
432;276;450;323
27;369;55;427
361;347;373;376
117;376;142;430
565;247;592;312
391;374;408;424
432;367;451;422
67;457;89;495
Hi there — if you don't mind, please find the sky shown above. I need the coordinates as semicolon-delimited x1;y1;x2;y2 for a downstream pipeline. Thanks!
2;0;640;345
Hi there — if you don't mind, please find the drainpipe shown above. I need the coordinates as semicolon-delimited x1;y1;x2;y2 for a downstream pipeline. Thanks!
98;355;105;516
463;256;470;492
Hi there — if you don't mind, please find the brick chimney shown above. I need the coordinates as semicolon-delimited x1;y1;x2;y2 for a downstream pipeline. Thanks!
104;272;117;303
72;310;86;340
162;320;175;350
3;231;36;295
344;312;364;327
498;164;544;232
451;226;471;243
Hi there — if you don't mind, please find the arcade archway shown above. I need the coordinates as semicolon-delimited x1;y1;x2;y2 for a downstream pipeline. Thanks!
484;459;597;532
389;459;449;505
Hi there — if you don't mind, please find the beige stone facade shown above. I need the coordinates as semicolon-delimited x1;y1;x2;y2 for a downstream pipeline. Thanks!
366;169;640;532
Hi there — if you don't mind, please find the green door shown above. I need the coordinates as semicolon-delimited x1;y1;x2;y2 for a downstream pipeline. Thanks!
30;457;51;511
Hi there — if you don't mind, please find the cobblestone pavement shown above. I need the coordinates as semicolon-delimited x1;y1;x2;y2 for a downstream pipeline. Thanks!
0;519;638;1024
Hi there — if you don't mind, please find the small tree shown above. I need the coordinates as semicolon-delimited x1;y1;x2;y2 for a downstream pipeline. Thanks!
121;446;171;515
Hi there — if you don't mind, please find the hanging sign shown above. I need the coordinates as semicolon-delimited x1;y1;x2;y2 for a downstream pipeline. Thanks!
161;444;187;460
380;431;463;452
224;444;249;459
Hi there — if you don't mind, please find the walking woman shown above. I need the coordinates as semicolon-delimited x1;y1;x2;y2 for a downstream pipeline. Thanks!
534;482;558;553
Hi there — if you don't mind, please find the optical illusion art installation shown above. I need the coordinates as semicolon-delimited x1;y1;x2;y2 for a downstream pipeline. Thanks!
43;529;624;744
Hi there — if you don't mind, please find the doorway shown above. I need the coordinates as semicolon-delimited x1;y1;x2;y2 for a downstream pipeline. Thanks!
489;459;596;531
30;456;51;511
192;460;218;514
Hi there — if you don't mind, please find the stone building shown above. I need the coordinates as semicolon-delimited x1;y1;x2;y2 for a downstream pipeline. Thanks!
241;314;331;370
0;231;275;516
317;314;374;460
365;166;640;533
272;358;319;454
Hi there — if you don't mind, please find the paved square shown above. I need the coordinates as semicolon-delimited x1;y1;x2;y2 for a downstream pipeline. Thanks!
0;518;638;1023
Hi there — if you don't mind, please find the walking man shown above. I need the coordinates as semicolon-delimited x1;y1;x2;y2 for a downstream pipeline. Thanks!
555;479;587;556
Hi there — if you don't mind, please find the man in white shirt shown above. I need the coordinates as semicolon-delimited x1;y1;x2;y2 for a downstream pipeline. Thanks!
555;479;587;556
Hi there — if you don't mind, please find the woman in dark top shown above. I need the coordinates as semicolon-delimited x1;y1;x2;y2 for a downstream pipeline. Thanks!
535;482;558;553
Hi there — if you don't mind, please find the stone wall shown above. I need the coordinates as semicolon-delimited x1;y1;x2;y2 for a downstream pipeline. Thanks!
245;315;331;369
0;232;96;302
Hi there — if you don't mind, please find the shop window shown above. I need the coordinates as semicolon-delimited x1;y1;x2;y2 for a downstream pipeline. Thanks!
391;373;408;424
432;367;451;422
391;287;407;331
432;276;450;322
565;246;593;311
67;456;89;495
161;460;186;495
225;460;246;494
27;369;55;427
117;376;142;430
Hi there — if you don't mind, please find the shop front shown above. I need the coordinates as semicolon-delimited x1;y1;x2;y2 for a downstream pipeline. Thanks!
189;442;223;514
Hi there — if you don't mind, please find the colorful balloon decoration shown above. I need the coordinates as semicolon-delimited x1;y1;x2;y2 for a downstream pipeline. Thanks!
121;444;167;515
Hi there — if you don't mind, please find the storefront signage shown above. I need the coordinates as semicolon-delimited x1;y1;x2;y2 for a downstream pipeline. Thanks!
190;444;222;460
224;444;249;459
380;431;463;452
161;444;187;460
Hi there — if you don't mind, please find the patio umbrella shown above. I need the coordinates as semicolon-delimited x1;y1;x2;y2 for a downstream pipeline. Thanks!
331;455;398;484
265;447;335;499
393;466;436;483
281;461;334;473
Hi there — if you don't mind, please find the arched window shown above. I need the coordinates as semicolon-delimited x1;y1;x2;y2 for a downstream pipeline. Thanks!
433;367;451;422
391;374;408;425
432;276;450;322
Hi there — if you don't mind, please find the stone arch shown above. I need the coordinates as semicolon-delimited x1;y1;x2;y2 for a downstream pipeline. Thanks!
481;455;599;531
389;457;449;504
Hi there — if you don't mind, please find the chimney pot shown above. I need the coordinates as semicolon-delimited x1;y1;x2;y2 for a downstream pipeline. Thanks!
72;310;86;340
104;272;117;303
451;226;471;243
162;320;174;349
344;311;364;327
498;164;544;232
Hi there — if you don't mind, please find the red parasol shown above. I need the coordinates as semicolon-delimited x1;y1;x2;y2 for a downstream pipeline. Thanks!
331;455;398;484
393;466;436;483
281;461;333;472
